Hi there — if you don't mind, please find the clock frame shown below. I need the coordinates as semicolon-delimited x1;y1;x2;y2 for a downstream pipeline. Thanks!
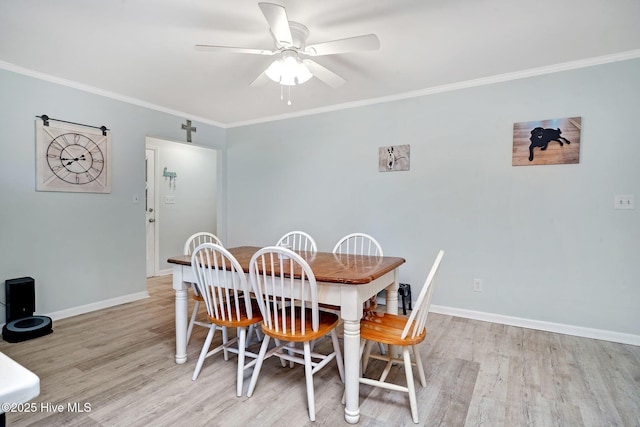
36;119;111;193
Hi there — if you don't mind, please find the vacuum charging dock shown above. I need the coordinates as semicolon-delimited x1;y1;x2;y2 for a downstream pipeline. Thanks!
2;277;53;343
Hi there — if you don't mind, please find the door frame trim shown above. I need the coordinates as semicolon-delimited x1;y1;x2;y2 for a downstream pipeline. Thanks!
145;146;160;277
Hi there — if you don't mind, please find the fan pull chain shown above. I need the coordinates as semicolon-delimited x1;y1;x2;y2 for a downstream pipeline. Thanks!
278;85;293;105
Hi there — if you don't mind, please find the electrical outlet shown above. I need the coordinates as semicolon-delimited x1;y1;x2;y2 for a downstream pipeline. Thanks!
614;194;635;210
473;278;483;292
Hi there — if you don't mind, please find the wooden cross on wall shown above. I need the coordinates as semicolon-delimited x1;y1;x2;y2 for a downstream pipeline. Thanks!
181;119;196;142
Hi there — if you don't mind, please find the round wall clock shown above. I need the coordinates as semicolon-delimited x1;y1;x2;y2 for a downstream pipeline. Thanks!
46;133;105;185
36;119;111;193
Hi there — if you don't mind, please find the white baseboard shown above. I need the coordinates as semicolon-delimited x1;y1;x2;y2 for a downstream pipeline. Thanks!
43;291;149;322
429;304;640;347
157;268;172;276
377;291;639;346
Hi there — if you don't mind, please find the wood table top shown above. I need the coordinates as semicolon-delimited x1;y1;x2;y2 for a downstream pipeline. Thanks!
168;246;405;285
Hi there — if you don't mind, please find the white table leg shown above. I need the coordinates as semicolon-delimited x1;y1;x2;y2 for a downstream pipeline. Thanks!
385;268;400;315
342;318;360;424
341;286;363;424
172;266;189;364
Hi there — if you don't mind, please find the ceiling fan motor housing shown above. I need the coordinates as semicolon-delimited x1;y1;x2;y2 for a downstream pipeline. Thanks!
276;21;309;51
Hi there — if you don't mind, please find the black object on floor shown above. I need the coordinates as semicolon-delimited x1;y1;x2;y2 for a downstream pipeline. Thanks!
398;283;412;315
2;277;53;343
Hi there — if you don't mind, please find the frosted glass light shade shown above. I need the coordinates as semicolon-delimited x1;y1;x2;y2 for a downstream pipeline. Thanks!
265;55;312;86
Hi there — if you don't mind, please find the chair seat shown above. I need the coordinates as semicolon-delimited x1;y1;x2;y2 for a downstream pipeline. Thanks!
207;299;263;328
261;307;339;342
360;311;426;346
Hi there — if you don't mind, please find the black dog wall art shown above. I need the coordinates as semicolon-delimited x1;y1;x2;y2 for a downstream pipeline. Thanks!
512;117;581;166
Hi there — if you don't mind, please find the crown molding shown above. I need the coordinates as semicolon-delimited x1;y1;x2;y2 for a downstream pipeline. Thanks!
0;61;226;129
3;49;640;129
228;49;640;127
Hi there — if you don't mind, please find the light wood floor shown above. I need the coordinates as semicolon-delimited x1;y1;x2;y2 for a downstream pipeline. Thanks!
2;275;639;426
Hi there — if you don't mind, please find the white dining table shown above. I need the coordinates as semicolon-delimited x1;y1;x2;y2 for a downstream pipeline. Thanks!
0;351;40;423
168;246;405;424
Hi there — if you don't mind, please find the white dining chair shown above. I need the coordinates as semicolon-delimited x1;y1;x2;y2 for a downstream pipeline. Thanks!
190;243;263;397
358;250;445;424
276;231;317;253
333;232;385;353
246;246;344;421
332;232;384;258
184;232;226;346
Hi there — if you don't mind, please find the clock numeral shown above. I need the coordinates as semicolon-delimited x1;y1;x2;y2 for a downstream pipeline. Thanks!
93;158;104;163
60;134;73;147
52;136;68;150
76;174;80;184
55;169;73;182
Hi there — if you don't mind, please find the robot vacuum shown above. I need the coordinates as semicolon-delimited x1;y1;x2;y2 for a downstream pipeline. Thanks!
2;277;53;343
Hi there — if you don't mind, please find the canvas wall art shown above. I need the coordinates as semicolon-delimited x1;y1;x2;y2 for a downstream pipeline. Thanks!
379;144;410;172
513;117;581;166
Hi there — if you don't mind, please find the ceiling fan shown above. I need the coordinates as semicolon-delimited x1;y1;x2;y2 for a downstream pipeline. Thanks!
196;2;380;92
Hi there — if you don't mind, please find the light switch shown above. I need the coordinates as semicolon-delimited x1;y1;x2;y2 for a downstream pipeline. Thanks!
614;195;635;210
165;195;175;204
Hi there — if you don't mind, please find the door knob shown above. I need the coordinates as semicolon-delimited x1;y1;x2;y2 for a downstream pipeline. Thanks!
148;218;155;223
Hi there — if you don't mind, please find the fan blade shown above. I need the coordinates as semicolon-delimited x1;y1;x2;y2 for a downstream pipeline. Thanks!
305;34;380;56
249;71;271;87
258;2;293;47
196;44;276;56
303;59;345;88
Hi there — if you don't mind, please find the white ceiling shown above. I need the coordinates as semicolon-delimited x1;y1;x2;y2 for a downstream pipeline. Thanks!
2;0;640;127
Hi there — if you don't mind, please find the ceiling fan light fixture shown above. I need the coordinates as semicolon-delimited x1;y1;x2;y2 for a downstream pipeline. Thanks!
265;52;312;86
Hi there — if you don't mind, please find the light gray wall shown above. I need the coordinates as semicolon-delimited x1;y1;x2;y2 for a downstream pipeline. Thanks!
0;69;225;320
226;59;640;336
146;137;218;272
2;59;638;339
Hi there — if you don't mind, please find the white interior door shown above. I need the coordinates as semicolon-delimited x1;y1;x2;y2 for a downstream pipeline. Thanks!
145;148;157;277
